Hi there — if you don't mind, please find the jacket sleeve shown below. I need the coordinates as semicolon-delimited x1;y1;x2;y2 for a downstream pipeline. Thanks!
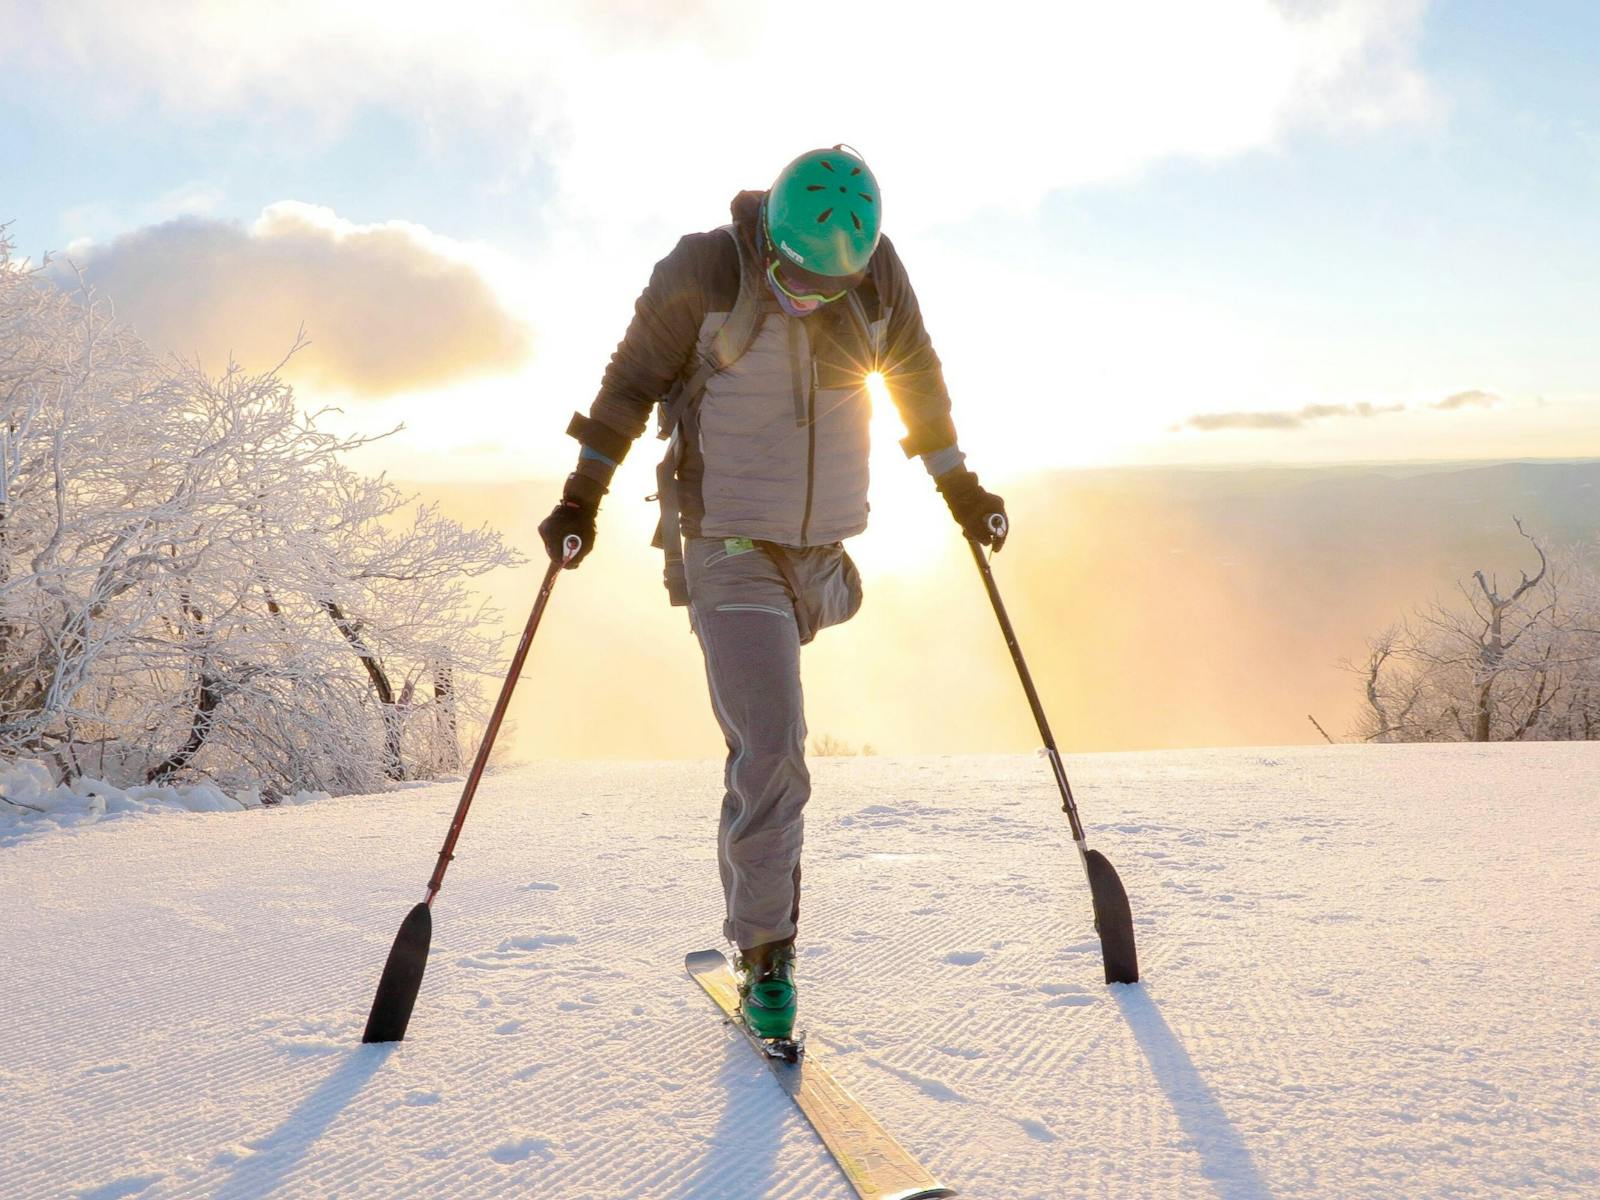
570;235;712;482
872;235;959;457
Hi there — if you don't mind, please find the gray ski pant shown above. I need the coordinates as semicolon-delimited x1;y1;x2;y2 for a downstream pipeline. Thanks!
684;535;863;951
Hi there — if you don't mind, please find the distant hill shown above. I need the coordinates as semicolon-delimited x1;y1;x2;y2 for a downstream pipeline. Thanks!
400;459;1600;758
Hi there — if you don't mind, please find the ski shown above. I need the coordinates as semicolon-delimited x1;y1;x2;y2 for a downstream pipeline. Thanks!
686;949;956;1200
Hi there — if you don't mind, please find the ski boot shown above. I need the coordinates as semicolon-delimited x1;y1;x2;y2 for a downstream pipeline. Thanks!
736;940;798;1045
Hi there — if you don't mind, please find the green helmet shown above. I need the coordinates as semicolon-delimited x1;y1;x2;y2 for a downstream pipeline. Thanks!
764;146;882;283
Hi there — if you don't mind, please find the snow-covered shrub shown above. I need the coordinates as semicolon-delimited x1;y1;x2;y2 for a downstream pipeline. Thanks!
0;226;521;795
0;754;330;843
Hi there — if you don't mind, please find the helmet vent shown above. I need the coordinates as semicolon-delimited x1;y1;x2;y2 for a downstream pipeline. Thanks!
769;147;880;274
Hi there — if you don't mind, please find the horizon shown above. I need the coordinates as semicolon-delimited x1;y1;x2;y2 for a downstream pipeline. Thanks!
404;456;1600;762
396;452;1600;489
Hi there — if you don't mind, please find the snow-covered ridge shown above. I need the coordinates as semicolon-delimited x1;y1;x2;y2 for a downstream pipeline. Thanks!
6;746;1597;1198
0;757;330;845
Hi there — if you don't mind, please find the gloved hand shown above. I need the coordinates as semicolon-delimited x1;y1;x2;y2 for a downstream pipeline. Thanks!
936;467;1008;551
538;475;600;568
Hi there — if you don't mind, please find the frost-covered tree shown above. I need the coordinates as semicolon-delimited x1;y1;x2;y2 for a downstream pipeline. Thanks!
0;226;521;796
1352;520;1600;742
1550;545;1600;739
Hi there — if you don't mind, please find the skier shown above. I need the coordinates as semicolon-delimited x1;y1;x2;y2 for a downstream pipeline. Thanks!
539;146;1007;1042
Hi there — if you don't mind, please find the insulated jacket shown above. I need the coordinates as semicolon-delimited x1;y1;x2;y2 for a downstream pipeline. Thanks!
584;190;960;546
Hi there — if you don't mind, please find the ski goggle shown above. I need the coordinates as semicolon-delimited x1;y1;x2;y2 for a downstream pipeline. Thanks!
766;257;850;305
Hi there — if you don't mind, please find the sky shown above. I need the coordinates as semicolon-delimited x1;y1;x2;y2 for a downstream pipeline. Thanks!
4;0;1599;487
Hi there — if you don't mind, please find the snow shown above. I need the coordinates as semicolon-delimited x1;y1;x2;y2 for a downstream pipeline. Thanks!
0;758;330;846
5;744;1598;1198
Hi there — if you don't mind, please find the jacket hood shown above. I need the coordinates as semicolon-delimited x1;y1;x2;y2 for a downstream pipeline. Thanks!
731;189;765;225
730;190;766;252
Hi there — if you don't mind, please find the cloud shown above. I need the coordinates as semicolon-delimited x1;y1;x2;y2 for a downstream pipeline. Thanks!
1176;389;1515;433
54;203;532;395
1179;401;1406;432
1431;389;1501;410
7;1;1435;233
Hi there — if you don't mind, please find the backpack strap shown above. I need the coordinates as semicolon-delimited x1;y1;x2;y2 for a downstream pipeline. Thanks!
653;225;766;605
656;225;764;442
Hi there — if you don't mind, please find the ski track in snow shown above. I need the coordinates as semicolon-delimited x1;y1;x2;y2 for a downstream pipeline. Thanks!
5;745;1600;1198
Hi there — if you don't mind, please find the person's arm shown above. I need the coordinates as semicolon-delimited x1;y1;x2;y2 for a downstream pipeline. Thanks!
541;233;721;565
871;236;1008;549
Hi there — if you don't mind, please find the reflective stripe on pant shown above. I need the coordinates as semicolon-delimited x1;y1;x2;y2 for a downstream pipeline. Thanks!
685;536;861;949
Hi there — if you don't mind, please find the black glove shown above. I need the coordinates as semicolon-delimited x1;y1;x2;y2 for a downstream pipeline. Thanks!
937;468;1008;550
538;474;601;568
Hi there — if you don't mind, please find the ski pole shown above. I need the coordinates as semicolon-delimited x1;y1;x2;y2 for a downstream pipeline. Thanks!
967;515;1139;984
362;534;581;1043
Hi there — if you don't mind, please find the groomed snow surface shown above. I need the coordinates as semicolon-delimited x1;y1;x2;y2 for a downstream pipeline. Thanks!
6;744;1598;1199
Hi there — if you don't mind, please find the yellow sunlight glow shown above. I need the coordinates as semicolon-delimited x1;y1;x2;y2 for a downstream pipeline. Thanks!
852;370;947;575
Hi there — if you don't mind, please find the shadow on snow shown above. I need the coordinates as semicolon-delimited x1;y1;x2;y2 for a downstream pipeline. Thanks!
1113;986;1273;1200
211;1044;391;1200
665;1034;788;1198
